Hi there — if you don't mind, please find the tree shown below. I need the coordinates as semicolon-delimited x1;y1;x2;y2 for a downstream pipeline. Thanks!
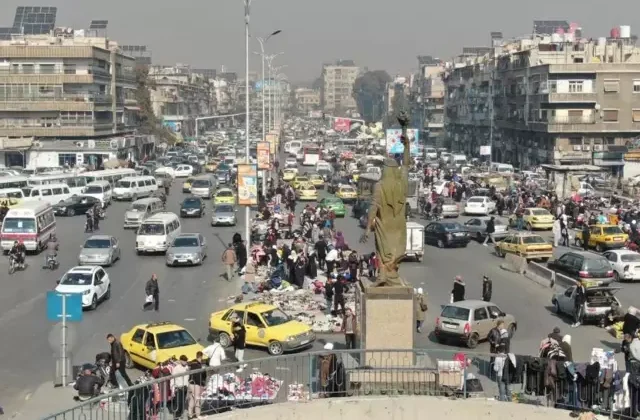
353;70;391;123
312;77;323;91
134;66;175;144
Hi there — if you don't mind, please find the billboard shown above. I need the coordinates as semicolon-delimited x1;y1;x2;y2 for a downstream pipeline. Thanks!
385;129;420;156
334;118;351;132
266;133;278;154
257;142;270;169
163;121;182;133
309;110;323;119
237;164;258;206
479;146;492;156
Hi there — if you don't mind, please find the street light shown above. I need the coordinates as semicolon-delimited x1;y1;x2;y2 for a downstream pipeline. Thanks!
270;65;287;130
243;0;251;264
274;73;289;128
266;54;284;132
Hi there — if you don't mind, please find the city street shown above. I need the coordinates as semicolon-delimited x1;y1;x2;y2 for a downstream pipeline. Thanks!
1;171;627;417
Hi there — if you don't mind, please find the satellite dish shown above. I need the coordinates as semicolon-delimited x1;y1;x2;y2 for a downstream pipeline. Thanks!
87;140;95;149
75;141;84;148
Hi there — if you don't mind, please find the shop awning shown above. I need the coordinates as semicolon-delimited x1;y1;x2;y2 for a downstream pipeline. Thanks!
124;106;141;111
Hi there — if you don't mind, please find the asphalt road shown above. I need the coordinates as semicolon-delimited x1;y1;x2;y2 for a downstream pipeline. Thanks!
1;165;626;417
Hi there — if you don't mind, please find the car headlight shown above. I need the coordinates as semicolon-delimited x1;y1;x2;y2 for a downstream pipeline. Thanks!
83;290;91;295
167;253;174;259
285;335;294;341
58;207;66;211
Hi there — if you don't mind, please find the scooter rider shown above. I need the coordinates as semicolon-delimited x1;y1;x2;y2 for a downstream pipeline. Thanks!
85;207;94;232
74;367;104;399
92;203;100;230
9;240;26;267
45;234;59;267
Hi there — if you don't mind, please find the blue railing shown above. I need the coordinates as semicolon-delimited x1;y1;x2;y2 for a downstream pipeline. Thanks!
41;348;636;419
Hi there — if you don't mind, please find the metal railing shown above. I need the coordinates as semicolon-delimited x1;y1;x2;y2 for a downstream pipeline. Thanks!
41;348;635;420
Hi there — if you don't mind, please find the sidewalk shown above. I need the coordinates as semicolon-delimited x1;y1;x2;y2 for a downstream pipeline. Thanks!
7;381;77;420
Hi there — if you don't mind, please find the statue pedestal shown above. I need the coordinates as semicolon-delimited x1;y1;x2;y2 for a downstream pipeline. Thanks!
355;282;414;367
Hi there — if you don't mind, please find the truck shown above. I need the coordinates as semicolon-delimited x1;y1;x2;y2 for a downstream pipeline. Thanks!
405;222;425;262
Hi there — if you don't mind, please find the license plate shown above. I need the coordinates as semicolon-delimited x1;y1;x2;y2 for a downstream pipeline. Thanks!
454;233;464;237
444;324;457;329
300;340;309;345
178;259;187;263
614;237;623;241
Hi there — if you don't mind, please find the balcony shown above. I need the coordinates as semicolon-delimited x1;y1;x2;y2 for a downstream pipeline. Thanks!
0;67;112;84
547;92;597;103
529;115;597;133
0;93;113;112
0;121;113;137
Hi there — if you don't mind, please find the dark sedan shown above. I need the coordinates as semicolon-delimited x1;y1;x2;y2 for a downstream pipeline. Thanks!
53;195;101;216
424;221;470;248
180;197;205;218
327;177;350;194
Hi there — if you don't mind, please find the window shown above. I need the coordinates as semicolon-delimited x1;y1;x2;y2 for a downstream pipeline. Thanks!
564;288;574;298
568;81;583;93
41;189;52;196
40;64;55;74
633;110;640;122
603;109;619;122
58;153;76;167
604;80;620;93
634;80;640;93
474;308;489;320
144;333;156;348
246;312;265;327
229;310;245;322
52;187;62;195
132;329;145;343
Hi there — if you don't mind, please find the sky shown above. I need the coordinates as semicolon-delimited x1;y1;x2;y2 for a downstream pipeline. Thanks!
1;1;639;84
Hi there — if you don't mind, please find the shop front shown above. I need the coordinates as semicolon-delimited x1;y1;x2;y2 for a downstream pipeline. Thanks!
592;147;627;177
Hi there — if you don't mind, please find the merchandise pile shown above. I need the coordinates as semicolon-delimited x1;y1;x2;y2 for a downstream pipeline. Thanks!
202;372;282;401
287;383;310;401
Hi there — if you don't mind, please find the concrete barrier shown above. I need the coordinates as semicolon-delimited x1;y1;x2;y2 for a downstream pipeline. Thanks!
500;253;528;274
208;396;572;420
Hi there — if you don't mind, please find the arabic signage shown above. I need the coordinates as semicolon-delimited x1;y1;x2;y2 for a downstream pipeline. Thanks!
385;129;420;156
479;145;492;156
237;164;258;206
333;118;351;132
257;142;270;170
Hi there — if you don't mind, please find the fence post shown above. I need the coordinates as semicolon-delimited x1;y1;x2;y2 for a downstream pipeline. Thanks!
308;353;313;400
463;364;467;398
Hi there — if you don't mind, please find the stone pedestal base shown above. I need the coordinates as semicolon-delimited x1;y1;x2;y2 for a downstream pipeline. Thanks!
355;282;414;367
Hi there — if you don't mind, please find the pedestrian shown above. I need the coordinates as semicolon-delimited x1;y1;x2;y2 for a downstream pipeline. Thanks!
325;245;338;275
451;275;465;303
232;317;246;372
342;308;357;349
561;219;570;246
236;240;247;272
324;276;334;314
221;243;237;281
581;224;590;251
170;355;189;419
571;282;586;328
106;333;133;387
552;218;561;247
415;288;427;333
144;274;159;312
315;236;327;270
483;216;497;246
187;351;206;420
482;275;492;302
333;274;346;315
488;320;504;354
494;333;514;402
203;335;226;367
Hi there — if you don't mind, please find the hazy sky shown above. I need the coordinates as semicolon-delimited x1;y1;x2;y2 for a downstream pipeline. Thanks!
1;1;638;83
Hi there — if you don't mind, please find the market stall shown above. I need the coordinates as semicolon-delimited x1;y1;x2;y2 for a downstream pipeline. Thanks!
200;372;283;414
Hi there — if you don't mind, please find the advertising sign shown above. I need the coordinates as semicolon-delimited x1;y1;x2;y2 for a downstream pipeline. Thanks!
480;145;492;156
266;134;277;154
385;129;420;156
237;164;258;206
257;142;270;170
163;121;182;133
334;118;351;132
309;110;323;119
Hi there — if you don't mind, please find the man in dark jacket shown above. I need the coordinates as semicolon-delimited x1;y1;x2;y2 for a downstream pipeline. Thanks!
188;352;207;418
482;216;497;246
232;318;247;372
107;333;133;386
235;240;248;271
74;367;104;397
144;274;159;311
333;274;347;315
315;236;328;270
482;275;492;302
488;320;504;354
571;283;586;328
451;275;465;302
581;225;590;251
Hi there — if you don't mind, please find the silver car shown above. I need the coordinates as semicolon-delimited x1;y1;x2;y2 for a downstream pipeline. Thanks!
441;198;460;218
78;235;121;266
463;217;508;242
166;233;208;266
211;204;237;226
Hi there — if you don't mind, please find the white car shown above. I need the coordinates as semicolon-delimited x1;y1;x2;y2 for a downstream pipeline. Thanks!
464;196;496;215
603;249;640;282
174;165;194;178
155;166;176;179
54;266;111;310
285;157;298;168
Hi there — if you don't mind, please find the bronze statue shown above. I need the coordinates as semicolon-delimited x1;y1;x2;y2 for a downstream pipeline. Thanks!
360;111;411;287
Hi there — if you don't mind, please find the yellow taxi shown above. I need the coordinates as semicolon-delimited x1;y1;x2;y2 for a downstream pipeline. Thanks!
308;173;325;189
336;185;358;203
292;176;309;190
351;171;360;183
282;168;298;182
0;189;23;208
494;233;553;261
208;302;315;356
182;177;194;193
205;160;219;173
213;188;236;205
120;322;205;370
296;183;318;201
509;207;554;230
575;224;628;252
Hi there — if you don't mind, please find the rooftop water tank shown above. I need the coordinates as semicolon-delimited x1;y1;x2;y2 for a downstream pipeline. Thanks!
598;37;607;46
621;25;631;38
551;33;563;43
611;27;621;38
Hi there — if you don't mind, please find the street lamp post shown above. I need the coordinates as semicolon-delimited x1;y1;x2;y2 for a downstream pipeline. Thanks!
270;65;287;131
243;0;251;262
265;54;283;133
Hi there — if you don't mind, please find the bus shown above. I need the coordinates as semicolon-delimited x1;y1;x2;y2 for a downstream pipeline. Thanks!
83;168;137;186
27;173;87;195
302;145;322;166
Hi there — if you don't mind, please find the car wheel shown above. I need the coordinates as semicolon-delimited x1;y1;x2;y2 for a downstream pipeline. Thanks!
466;333;479;349
105;285;111;300
124;351;134;369
437;239;445;248
90;294;98;310
553;299;561;314
218;332;232;348
268;341;284;356
67;208;75;216
595;243;604;253
507;324;516;339
575;238;582;247
614;271;621;282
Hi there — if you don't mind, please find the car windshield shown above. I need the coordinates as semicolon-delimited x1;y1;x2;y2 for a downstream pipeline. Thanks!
531;209;550;216
2;217;36;233
296;178;308;182
318;168;331;175
441;223;462;231
468;197;485;203
215;205;234;213
183;199;201;208
85;186;103;194
522;236;546;244
191;180;209;188
217;191;233;197
443;198;455;205
156;330;197;349
0;191;22;199
138;223;165;235
583;258;610;270
84;239;110;249
173;237;199;247
622;254;640;262
60;272;93;286
261;308;291;327
116;181;131;188
603;226;624;235
130;203;147;212
340;188;355;193
441;306;470;321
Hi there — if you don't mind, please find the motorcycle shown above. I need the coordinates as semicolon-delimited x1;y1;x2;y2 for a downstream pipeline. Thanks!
43;254;59;270
8;253;26;275
85;218;94;233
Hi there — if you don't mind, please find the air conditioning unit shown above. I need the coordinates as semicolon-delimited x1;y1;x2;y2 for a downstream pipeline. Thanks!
75;141;85;148
87;140;95;149
593;145;603;151
583;145;591;151
573;145;582;151
110;140;118;149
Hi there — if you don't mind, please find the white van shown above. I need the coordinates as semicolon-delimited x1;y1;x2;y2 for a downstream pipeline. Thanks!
23;183;72;206
113;176;158;201
190;176;215;198
0;201;56;251
425;147;437;159
136;212;181;254
124;197;164;229
451;154;468;166
288;140;302;156
490;163;514;174
84;181;112;208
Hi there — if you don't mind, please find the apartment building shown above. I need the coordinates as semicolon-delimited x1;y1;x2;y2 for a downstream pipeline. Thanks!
419;57;446;146
444;27;640;173
149;64;214;138
0;31;141;168
322;60;359;113
294;87;320;114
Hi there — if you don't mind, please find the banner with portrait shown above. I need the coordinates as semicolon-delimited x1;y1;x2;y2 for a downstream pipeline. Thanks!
237;164;258;206
257;142;270;169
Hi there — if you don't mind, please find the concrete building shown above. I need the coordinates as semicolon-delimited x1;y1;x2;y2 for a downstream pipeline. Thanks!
386;76;411;116
294;87;320;114
148;64;214;138
322;60;359;114
0;31;144;168
443;26;640;173
414;56;446;146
